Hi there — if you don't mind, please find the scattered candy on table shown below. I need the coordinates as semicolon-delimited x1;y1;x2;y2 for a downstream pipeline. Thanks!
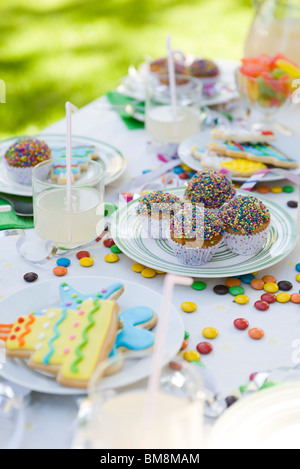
79;257;94;267
181;302;197;313
241;274;255;284
183;350;201;362
291;294;300;304
254;300;270;311
251;278;265;290
53;266;68;277
261;293;277;303
248;328;265;340
287;201;298;208
264;282;279;293
141;268;157;278
234;318;249;330
132;263;145;273
202;327;218;339
180;339;188;351
262;275;277;284
225;278;241;288
277;280;293;291
213;285;229;295
104;253;119;263
103;238;115;248
111;245;122;254
296;274;300;282
76;251;90;260
229;286;245;296
191;281;206;291
196;342;213;355
23;272;38;283
276;292;291;303
234;295;250;305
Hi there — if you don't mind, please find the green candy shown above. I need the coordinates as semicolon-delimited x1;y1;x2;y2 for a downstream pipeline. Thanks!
229;286;245;296
192;281;206;291
111;245;122;254
184;331;189;340
283;186;295;193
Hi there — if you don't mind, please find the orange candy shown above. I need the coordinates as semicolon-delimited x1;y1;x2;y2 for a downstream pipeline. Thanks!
251;278;265;290
249;328;265;340
53;266;68;277
180;339;188;351
225;278;241;288
262;275;277;284
257;186;270;194
291;293;300;304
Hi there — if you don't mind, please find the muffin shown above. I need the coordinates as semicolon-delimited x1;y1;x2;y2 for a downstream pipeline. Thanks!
169;205;224;266
4;137;51;185
189;59;220;78
184;169;236;211
136;191;182;239
219;195;271;255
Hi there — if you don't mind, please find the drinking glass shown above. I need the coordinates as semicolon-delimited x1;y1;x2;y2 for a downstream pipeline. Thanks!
32;159;105;249
73;353;205;449
146;74;202;144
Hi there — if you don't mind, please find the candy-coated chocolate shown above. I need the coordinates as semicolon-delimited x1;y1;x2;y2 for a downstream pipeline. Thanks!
264;282;279;293
291;293;300;304
57;258;71;268
296;264;300;273
261;293;277;303
23;272;38;283
184;331;190;340
251;278;265;290
254;300;270;311
183;350;201;362
156;270;165;274
276;292;291;303
234;318;249;330
141;268;156;278
192;281;206;291
103;238;115;248
225;396;239;408
76;251;90;260
180;339;188;351
79;257;94;267
249;328;264;340
283;186;295;193
262;275;277;283
277;280;293;291
229;286;245;296
213;285;229;295
53;266;67;277
111;245;122;254
241;274;255;284
169;361;182;371
257;186;270;194
181;302;197;313
234;295;249;305
132;263;145;273
225;278;241;288
104;253;119;263
287;201;298;208
196;342;213;354
271;186;283;193
179;172;189;180
202;327;218;339
296;273;300;282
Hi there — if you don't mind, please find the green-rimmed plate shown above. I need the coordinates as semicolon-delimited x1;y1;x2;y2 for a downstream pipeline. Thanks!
111;188;298;278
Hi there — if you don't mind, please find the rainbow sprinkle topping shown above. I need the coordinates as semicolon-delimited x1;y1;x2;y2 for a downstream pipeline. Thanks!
219;195;271;235
5;138;51;168
171;205;224;241
137;191;182;216
185;170;236;208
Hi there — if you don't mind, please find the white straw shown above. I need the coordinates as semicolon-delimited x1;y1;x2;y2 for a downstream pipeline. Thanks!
167;35;177;120
141;273;193;447
65;102;78;210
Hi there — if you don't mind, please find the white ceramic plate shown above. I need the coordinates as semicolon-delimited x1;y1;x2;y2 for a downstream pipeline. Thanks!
111;188;298;278
209;382;300;449
0;134;126;196
0;276;184;395
178;130;300;182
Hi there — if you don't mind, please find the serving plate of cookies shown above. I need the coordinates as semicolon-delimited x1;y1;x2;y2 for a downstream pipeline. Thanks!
178;127;300;182
111;185;297;279
0;277;184;395
0;134;126;197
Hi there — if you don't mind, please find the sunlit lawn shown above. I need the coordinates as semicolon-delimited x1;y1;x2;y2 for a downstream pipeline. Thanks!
0;0;253;138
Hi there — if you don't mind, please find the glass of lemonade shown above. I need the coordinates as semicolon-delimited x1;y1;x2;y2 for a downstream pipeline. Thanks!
146;74;202;144
72;353;205;449
32;159;105;249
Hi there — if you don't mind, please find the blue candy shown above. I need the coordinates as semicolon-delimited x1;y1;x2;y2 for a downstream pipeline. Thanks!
57;258;71;268
241;274;255;284
173;167;185;174
296;264;300;273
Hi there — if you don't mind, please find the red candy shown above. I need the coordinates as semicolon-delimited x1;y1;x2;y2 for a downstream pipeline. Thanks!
179;172;189;180
255;300;270;311
261;293;277;304
18;318;25;324
196;342;213;355
103;239;115;248
76;251;90;260
234;318;249;331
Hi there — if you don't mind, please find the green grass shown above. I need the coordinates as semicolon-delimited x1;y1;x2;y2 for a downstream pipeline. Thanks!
0;0;253;139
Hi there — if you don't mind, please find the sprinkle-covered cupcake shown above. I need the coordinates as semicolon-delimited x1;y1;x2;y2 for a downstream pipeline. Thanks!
219;195;271;255
184;169;236;211
189;59;220;78
4;137;51;185
136;191;182;239
169;205;224;266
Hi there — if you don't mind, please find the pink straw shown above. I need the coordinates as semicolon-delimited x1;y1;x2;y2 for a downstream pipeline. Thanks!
167;35;177;120
141;273;193;447
65;102;78;210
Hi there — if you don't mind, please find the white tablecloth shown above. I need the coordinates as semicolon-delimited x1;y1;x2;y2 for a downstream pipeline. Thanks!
1;71;300;448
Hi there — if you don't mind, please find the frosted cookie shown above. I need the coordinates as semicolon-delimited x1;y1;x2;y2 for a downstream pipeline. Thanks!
207;141;298;169
50;145;99;184
211;128;276;143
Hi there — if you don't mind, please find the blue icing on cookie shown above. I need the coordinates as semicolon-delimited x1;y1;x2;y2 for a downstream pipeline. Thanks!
115;306;155;350
34;282;124;315
51;146;96;160
224;142;295;162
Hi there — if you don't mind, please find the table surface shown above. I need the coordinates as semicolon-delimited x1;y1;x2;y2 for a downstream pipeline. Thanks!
1;62;300;448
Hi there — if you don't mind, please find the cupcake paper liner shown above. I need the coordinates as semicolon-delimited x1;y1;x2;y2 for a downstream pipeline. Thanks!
5;161;50;186
168;238;220;266
223;225;271;256
138;214;172;239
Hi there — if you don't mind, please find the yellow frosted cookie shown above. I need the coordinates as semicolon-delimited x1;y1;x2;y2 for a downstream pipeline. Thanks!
221;159;267;177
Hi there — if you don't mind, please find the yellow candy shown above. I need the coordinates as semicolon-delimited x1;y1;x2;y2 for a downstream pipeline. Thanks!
296;274;300;282
271;186;283;194
276;292;291;303
183;350;201;362
79;257;94;267
202;327;218;339
234;295;250;305
132;263;145;273
156;270;165;274
181;163;192;172
264;282;279;293
181;302;197;313
275;59;300;79
221;159;267;177
141;268;156;278
104;253;119;263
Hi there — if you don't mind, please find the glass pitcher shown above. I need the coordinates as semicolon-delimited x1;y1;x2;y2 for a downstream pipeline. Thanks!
245;0;300;63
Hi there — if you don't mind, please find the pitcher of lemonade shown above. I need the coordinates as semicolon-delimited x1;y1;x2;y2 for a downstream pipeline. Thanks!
245;0;300;63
